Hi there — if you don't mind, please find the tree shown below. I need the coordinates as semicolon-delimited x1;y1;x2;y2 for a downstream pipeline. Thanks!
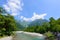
3;14;17;36
57;18;60;25
42;22;50;32
0;7;17;36
0;7;7;14
49;17;56;32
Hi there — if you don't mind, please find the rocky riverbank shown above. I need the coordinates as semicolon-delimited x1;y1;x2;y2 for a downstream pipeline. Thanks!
0;36;12;40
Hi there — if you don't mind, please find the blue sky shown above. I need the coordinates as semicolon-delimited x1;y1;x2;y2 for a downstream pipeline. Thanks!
0;0;60;21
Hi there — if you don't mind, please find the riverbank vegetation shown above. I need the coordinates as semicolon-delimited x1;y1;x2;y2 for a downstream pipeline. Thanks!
0;7;17;37
24;17;60;40
25;17;60;33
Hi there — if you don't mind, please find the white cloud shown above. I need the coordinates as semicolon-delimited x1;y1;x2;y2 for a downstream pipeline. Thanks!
3;0;24;16
20;12;47;21
11;13;18;16
20;16;24;19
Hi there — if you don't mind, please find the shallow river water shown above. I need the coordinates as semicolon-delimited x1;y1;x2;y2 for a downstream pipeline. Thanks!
13;33;45;40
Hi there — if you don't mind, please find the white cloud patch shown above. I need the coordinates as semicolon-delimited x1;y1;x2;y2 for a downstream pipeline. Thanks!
3;0;24;16
20;12;47;21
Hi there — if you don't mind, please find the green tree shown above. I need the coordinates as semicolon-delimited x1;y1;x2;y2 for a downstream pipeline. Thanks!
49;17;56;32
0;7;17;36
0;7;7;14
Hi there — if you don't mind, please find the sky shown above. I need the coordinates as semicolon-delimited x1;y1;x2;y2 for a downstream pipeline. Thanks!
0;0;60;21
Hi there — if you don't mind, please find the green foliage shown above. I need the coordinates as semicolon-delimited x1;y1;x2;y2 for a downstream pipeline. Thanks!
44;31;55;40
49;17;60;32
15;21;25;31
24;17;60;40
25;17;60;36
24;22;50;34
44;31;54;37
0;7;17;37
0;7;7;14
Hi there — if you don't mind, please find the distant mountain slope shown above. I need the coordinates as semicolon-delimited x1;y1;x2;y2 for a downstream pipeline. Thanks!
28;19;48;27
16;19;48;30
20;20;30;27
16;21;25;30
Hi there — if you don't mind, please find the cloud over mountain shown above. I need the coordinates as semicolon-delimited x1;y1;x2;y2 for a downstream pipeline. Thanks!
20;12;47;21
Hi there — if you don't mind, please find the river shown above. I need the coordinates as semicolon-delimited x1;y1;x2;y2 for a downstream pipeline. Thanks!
13;32;45;40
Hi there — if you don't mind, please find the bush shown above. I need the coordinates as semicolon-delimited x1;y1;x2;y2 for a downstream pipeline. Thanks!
44;31;55;40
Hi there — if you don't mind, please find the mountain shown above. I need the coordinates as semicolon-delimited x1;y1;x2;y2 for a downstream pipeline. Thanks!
20;20;30;27
28;19;48;27
16;19;48;30
16;20;25;30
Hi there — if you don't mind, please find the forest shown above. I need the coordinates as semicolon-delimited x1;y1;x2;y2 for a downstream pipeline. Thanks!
0;7;17;37
25;17;60;33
